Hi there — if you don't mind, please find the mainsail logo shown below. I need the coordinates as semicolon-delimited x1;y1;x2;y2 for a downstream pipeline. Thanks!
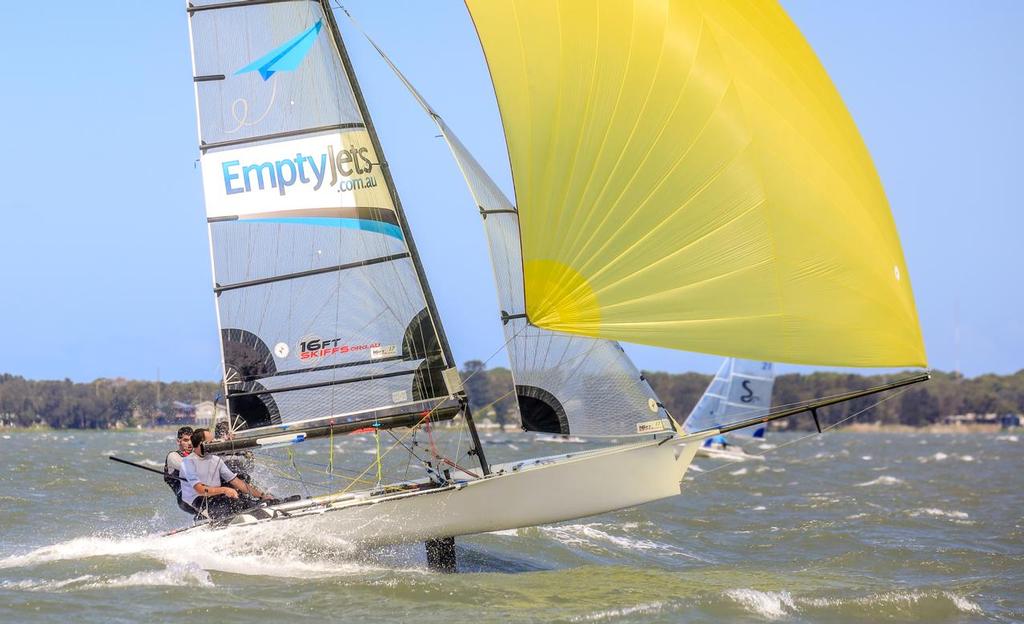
200;129;393;218
235;20;323;81
221;143;377;197
298;336;382;362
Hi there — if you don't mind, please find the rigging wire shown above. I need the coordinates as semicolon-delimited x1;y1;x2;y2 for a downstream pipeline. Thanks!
261;451;380;488
262;466;361;491
286;447;312;498
251;379;512;491
251;385;516;496
293;323;526;499
374;421;382;486
327;426;334;475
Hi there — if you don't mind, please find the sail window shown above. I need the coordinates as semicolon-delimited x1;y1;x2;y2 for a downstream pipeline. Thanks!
516;385;569;435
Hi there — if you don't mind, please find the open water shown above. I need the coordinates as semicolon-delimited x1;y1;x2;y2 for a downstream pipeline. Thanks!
0;429;1021;623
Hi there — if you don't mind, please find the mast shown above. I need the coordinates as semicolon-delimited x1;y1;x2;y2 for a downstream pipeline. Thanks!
319;1;489;474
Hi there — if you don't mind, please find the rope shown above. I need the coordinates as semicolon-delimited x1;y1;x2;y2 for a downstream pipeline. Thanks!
317;325;527;499
374;421;382;486
423;412;480;479
263;467;358;491
266;453;384;482
287;448;312;498
327;426;334;476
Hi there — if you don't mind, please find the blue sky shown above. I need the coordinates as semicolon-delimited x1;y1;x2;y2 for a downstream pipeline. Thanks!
0;1;1020;382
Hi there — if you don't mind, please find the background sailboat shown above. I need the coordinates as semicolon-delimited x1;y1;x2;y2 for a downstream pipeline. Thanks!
683;359;775;461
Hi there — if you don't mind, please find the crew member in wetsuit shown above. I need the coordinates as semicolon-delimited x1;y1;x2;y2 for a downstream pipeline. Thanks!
181;428;273;519
164;426;195;514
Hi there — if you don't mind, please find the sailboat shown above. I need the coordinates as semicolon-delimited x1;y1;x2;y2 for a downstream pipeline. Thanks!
178;0;928;568
685;359;775;462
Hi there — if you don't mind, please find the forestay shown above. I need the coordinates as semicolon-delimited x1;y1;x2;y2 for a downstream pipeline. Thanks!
683;359;775;438
350;19;673;437
187;0;458;435
466;0;927;368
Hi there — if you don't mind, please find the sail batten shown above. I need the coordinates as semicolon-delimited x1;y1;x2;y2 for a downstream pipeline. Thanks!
466;0;927;368
199;122;366;152
213;252;411;293
226;369;416;399
187;0;312;14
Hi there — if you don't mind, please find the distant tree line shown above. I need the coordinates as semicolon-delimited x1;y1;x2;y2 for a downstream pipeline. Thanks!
1;367;1021;430
0;374;218;429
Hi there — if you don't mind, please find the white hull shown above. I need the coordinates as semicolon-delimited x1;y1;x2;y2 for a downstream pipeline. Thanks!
186;436;699;546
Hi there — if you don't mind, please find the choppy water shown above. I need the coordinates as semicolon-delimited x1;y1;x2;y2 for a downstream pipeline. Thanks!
0;429;1021;623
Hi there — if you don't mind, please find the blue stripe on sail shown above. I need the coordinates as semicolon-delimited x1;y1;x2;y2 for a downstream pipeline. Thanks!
247;217;404;241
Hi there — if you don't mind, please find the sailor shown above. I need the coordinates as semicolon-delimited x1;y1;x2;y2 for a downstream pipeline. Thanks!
703;434;729;450
180;428;273;519
164;426;195;514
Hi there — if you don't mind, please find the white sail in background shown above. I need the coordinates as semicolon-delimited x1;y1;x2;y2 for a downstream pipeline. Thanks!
683;359;775;439
187;1;459;436
348;19;674;437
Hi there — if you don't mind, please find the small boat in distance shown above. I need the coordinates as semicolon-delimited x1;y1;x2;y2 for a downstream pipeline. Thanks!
685;359;775;462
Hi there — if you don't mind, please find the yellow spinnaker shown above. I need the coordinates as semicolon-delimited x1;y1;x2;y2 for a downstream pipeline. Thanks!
465;0;926;367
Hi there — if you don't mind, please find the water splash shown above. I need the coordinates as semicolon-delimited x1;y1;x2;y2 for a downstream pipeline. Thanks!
908;508;970;520
0;522;411;580
569;601;666;622
539;523;713;563
726;588;983;619
726;588;795;619
855;475;904;487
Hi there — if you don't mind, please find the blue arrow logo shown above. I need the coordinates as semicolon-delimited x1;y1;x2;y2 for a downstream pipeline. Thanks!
235;20;323;81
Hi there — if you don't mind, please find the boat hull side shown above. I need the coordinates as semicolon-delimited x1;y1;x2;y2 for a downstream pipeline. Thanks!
218;438;700;546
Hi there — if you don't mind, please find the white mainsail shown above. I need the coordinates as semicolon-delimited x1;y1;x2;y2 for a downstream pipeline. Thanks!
187;1;461;437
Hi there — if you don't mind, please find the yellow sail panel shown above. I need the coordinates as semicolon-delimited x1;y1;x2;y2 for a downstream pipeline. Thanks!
465;0;926;367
